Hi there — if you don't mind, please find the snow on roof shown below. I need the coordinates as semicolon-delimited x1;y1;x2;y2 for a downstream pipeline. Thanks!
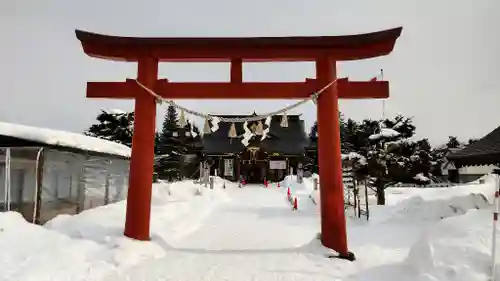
0;121;131;158
369;128;400;140
105;109;127;115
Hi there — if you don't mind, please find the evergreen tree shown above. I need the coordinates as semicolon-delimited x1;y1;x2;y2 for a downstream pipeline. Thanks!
343;115;417;205
154;132;161;154
370;116;415;204
467;138;479;145
155;105;185;180
307;112;346;174
446;136;463;149
85;110;134;147
309;121;318;140
408;138;433;183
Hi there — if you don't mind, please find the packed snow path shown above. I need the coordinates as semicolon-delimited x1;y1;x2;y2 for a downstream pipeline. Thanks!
109;184;357;281
169;186;320;250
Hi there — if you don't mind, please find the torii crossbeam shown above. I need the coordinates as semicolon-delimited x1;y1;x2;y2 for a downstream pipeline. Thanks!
76;27;402;259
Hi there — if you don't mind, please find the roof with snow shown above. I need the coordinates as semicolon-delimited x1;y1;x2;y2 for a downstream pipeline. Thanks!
202;114;308;155
447;125;500;167
0;121;131;158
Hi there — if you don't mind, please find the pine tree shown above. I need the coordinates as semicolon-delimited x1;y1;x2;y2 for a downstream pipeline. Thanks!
446;136;463;149
309;121;318;140
155;105;185;180
306;112;346;174
154;132;161;154
344;115;417;205
467;138;478;145
85;110;134;147
408;138;433;183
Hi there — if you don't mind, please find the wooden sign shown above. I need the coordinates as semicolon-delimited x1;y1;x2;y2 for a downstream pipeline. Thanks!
224;159;234;176
269;160;286;170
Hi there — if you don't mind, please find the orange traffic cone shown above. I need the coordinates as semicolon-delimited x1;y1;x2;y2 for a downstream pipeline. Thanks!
293;197;298;210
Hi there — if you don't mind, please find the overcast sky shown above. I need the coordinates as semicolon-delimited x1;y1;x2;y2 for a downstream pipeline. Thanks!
1;0;499;146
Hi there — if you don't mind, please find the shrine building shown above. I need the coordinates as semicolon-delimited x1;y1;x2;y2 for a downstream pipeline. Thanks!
200;113;309;183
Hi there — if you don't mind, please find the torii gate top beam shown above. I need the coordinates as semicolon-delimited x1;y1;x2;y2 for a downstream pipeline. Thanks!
75;27;402;62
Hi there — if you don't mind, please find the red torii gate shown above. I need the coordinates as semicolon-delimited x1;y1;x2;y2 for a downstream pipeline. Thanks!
75;27;402;259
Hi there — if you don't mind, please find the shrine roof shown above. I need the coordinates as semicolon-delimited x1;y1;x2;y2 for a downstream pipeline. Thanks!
75;27;402;62
201;115;308;155
447;125;500;167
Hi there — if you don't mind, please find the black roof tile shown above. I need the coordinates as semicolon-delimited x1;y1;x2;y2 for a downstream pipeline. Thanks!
447;125;500;166
201;114;308;155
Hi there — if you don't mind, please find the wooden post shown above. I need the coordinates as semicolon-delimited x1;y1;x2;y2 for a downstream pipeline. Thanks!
53;171;59;200
76;155;88;214
104;171;110;205
33;148;45;224
199;162;203;182
124;58;158;241
204;162;209;187
236;155;241;182
4;148;11;211
316;57;349;258
364;180;370;221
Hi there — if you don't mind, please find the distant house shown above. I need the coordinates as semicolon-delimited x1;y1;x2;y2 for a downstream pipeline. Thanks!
440;148;460;176
447;125;500;182
0;121;130;224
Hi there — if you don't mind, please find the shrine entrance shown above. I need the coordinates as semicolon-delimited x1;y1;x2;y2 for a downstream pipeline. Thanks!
75;27;402;260
240;162;265;183
240;147;266;183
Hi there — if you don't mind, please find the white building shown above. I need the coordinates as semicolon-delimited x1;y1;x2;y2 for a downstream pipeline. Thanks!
0;121;130;224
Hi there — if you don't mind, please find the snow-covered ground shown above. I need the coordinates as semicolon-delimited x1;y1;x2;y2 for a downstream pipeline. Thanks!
0;175;498;280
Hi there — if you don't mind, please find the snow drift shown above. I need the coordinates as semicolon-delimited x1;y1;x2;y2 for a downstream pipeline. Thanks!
405;209;493;281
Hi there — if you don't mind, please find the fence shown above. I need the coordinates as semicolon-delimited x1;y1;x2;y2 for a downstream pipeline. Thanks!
342;168;370;220
0;147;129;224
388;181;482;188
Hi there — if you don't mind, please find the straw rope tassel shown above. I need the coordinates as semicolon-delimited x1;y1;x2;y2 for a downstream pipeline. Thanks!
255;120;264;135
280;112;288;128
179;109;187;127
228;122;238;138
203;118;211;134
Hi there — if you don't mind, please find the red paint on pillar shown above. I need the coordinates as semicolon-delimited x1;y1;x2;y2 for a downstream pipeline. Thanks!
124;58;158;241
315;57;349;256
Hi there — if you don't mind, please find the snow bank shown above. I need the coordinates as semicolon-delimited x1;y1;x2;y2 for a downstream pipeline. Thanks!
373;193;489;224
385;173;497;206
0;121;131;157
405;209;495;281
0;212;115;280
351;177;498;281
45;181;229;242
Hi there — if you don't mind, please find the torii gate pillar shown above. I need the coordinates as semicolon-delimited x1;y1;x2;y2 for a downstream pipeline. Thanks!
75;27;402;259
124;58;158;240
316;57;348;253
